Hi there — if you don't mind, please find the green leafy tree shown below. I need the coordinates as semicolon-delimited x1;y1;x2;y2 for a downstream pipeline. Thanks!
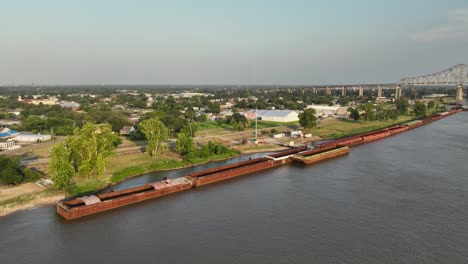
413;101;427;117
181;122;198;137
299;108;318;130
395;97;409;114
23;115;45;132
0;157;22;185
69;123;119;178
348;107;360;121
196;113;208;122
357;103;376;122
175;133;194;155
139;117;169;157
427;100;436;109
388;109;399;121
48;143;75;192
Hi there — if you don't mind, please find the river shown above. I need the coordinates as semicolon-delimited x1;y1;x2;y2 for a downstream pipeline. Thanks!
1;112;467;264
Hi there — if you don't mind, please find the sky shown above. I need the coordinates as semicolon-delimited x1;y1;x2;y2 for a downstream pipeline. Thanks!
0;0;467;85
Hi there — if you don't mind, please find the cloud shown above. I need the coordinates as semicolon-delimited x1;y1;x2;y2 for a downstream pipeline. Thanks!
411;9;468;42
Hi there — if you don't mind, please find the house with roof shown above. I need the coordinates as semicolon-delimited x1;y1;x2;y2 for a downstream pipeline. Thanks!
119;126;136;135
59;101;81;111
0;128;20;150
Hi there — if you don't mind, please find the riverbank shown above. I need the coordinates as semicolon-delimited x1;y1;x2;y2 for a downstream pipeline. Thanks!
0;150;263;217
0;189;63;217
0;114;444;217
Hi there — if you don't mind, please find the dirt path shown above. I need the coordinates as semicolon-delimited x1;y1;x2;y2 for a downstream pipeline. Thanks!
0;183;44;202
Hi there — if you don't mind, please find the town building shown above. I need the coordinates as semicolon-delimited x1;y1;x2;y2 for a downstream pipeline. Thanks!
0;128;20;150
59;101;81;110
119;126;136;135
15;133;52;143
17;96;57;105
249;110;299;122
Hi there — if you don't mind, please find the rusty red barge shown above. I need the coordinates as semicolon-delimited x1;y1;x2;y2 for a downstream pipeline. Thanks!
57;109;462;220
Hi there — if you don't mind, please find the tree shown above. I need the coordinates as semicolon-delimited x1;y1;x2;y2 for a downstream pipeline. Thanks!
196;113;208;122
139;117;169;157
348;107;360;121
427;100;436;109
227;113;249;131
299;108;318;130
23;115;45;132
181;122;198;137
175;133;194;155
413;101;427;117
357;103;376;122
395;97;409;114
69;123;119;178
0;157;22;185
48;123;119;188
388;109;399;121
48;143;75;193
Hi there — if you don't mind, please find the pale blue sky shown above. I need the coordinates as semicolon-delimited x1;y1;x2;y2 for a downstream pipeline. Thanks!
1;0;467;85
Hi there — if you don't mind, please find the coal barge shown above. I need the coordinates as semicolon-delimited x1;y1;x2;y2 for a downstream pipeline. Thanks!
57;109;462;220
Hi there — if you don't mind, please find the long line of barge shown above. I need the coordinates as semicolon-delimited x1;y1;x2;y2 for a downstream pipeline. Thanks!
57;108;462;220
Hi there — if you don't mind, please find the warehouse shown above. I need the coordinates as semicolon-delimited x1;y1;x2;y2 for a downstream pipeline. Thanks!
15;133;52;143
258;110;299;122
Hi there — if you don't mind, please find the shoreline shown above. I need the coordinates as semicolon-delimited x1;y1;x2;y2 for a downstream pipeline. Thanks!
3;111;456;218
0;148;285;217
0;193;64;217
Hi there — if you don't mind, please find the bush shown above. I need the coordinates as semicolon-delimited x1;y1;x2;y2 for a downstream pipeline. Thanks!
261;130;268;135
185;141;239;163
271;128;278;134
0;157;22;185
22;168;43;182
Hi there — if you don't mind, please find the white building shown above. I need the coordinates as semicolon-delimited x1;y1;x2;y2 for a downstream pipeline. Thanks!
15;133;52;143
259;110;299;122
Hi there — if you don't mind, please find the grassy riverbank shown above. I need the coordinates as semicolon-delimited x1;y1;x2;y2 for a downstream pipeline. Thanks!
0;188;63;217
310;116;414;139
0;114;434;216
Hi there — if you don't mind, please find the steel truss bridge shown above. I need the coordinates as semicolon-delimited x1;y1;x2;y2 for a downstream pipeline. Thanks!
400;64;468;85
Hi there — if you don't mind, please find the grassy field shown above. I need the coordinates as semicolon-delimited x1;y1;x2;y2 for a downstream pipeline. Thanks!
310;116;414;139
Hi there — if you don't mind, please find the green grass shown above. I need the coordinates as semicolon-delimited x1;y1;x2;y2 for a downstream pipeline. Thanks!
109;159;192;183
110;166;146;183
146;159;190;171
184;152;239;164
197;121;230;130
311;116;414;139
0;193;36;207
73;178;107;195
108;149;240;184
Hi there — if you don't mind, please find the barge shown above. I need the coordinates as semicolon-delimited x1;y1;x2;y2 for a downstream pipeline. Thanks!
57;177;194;220
291;147;350;165
57;108;462;220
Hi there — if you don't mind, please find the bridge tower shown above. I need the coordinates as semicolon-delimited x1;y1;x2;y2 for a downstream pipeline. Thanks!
377;85;382;98
407;84;415;99
342;86;346;96
395;84;402;99
456;82;463;100
359;85;363;97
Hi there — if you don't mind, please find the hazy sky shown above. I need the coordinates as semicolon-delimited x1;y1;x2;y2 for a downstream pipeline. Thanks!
1;0;467;85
